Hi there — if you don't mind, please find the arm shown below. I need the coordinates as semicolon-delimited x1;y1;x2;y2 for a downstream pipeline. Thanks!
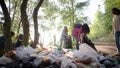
81;34;92;44
112;17;115;33
62;30;68;37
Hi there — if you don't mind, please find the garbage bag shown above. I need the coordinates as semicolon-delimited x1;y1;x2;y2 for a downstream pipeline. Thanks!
0;55;12;64
60;56;77;68
15;46;34;58
33;57;42;66
73;43;99;61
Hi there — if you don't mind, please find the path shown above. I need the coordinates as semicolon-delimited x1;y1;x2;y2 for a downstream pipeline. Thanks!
94;42;117;55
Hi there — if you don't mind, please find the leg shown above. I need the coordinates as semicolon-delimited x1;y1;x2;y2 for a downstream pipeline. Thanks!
115;31;120;53
75;36;79;50
63;38;67;48
0;48;3;57
60;38;63;48
90;43;97;51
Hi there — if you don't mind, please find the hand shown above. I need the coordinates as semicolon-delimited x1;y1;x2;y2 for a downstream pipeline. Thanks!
111;31;114;34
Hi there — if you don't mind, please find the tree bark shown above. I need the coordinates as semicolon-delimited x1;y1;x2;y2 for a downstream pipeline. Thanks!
20;0;29;46
33;0;44;48
17;20;22;35
0;0;12;53
11;1;17;24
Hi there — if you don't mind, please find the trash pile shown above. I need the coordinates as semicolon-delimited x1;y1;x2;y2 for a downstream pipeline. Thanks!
0;43;120;68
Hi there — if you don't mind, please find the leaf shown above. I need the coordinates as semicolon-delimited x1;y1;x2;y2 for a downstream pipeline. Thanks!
76;1;89;9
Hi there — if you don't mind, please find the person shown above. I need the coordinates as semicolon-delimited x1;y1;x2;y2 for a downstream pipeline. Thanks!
0;31;15;48
72;23;82;50
14;34;24;48
81;23;97;51
60;26;68;48
0;31;15;56
64;35;72;49
111;7;120;56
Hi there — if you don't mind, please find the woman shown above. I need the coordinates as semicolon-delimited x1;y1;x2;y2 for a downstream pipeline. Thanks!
60;26;68;48
81;23;97;51
72;24;82;50
111;8;120;56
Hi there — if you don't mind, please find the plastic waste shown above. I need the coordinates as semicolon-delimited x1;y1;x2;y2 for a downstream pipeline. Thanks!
33;57;42;66
0;55;12;64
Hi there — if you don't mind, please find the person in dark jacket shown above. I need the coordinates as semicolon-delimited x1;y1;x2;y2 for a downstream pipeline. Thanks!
14;34;24;48
0;31;15;56
81;23;97;51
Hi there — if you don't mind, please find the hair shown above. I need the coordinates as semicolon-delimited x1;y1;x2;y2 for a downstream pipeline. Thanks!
111;7;120;15
74;23;82;28
10;31;15;36
18;34;23;39
64;26;68;32
82;23;90;34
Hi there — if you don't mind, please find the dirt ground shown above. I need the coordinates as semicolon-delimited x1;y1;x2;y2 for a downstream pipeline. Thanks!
94;42;117;55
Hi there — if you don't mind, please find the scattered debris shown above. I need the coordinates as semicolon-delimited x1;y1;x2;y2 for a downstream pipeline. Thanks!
0;43;120;68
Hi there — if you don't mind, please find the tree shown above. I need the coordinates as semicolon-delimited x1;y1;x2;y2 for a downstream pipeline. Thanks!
40;0;89;45
90;0;120;40
90;10;105;40
58;0;89;31
32;0;44;48
20;0;29;46
0;0;12;55
42;0;60;46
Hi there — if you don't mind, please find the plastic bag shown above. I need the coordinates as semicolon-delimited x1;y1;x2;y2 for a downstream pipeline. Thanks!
33;57;42;66
60;56;77;68
0;56;12;64
15;45;35;58
73;43;98;58
73;43;99;64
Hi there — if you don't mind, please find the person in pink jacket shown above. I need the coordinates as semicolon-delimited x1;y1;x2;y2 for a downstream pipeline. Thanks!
72;24;82;50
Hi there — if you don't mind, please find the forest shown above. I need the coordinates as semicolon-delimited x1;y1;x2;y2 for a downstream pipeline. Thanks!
0;0;120;57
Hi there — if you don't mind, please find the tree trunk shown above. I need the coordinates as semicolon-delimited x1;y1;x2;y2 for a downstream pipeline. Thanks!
20;0;29;46
17;20;22;35
33;0;44;48
11;1;17;24
0;0;12;53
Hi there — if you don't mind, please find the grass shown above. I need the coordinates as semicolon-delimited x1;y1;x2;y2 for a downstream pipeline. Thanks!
92;33;115;42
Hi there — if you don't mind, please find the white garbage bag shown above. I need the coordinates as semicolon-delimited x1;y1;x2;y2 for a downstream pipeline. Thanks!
33;57;42;66
0;56;12;64
15;45;35;58
44;53;57;63
61;56;77;68
73;43;99;64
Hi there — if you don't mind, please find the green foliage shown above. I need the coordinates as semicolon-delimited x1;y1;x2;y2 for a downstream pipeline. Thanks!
41;0;60;31
90;0;120;42
95;33;114;42
59;0;90;32
76;1;89;9
0;0;94;46
90;8;109;41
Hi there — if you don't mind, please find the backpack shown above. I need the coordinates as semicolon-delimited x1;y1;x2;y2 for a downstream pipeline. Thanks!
64;35;72;49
